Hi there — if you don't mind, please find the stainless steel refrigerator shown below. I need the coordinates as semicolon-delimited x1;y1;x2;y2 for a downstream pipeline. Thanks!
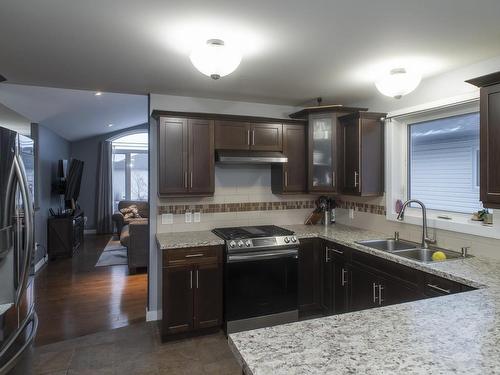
0;126;37;374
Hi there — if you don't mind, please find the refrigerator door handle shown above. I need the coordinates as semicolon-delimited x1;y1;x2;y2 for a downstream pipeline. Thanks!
12;155;34;307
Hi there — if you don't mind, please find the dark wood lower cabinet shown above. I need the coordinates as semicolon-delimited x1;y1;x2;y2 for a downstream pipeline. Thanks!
348;262;380;312
161;246;222;341
298;239;323;316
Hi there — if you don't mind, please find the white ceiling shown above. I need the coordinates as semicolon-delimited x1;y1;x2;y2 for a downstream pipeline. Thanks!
1;0;500;106
0;84;148;141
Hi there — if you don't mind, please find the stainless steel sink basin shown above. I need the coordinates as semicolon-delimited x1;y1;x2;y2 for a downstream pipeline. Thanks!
390;248;469;262
356;239;417;252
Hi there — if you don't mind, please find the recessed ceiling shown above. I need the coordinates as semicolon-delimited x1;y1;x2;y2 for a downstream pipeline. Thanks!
1;0;500;105
0;84;147;141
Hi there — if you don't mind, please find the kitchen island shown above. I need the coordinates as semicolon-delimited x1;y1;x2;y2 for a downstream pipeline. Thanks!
228;224;500;375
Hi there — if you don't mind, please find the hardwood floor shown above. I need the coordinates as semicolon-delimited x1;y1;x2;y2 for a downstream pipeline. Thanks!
34;234;148;347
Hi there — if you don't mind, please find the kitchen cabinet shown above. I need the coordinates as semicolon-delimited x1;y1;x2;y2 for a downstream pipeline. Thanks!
162;246;222;340
157;117;214;196
466;72;500;208
323;242;349;314
349;262;380;311
308;114;339;193
298;238;323;316
214;121;283;151
339;112;386;196
271;123;307;194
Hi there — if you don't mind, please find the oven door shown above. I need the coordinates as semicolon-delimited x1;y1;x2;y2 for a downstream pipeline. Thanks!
225;248;298;323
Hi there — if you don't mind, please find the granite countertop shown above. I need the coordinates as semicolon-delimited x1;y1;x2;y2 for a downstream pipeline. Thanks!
156;230;224;250
229;224;500;375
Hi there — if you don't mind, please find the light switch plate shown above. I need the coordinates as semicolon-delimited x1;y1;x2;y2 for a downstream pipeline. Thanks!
161;213;173;225
349;208;354;219
194;212;201;223
185;211;192;223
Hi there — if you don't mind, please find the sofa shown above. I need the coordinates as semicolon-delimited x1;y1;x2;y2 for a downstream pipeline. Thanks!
112;200;149;274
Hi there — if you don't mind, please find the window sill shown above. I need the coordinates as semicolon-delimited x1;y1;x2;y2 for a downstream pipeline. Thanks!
386;210;500;240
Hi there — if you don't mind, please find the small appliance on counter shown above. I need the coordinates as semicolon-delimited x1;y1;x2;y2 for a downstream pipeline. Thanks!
212;225;299;334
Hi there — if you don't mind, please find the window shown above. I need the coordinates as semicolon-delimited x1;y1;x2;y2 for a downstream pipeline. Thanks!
408;112;482;214
112;132;148;210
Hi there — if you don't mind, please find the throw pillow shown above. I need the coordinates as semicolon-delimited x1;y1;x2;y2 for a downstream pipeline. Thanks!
120;205;142;219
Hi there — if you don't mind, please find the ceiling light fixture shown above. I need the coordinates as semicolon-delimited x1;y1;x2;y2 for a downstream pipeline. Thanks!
189;39;242;80
95;91;103;96
107;123;114;127
375;68;421;99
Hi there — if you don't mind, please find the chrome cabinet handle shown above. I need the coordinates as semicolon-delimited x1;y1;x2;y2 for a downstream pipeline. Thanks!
327;247;343;255
247;129;250;145
427;284;451;294
190;270;193;289
184;171;188;188
341;268;348;286
325;248;331;263
332;171;335;188
196;270;199;289
373;283;378;303
284;171;288;187
185;253;204;258
190;172;193;189
252;130;255;146
354;171;359;187
378;285;384;305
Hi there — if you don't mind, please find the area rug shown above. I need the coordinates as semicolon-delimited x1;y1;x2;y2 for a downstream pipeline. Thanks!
95;236;128;267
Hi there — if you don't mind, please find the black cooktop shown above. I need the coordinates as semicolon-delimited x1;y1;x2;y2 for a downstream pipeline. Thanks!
212;225;294;240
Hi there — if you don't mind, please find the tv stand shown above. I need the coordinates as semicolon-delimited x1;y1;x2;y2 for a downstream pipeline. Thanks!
47;210;85;259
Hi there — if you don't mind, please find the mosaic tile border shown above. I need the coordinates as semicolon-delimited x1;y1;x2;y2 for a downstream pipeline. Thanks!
158;199;386;216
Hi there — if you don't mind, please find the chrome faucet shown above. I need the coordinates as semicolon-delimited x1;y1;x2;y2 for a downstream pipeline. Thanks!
396;199;436;249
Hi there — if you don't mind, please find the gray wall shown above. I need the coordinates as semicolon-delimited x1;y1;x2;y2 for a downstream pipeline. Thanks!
70;123;148;230
33;124;71;262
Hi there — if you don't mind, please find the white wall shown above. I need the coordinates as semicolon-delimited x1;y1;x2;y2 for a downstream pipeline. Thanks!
0;102;31;135
353;55;500;113
147;93;302;318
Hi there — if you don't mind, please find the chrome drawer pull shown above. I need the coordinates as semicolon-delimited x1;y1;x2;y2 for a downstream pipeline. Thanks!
190;270;193;289
341;268;348;286
326;247;343;255
378;285;384;305
373;283;378;303
427;284;451;294
185;253;204;258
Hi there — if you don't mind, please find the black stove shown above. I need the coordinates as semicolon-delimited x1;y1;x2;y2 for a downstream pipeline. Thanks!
212;225;297;251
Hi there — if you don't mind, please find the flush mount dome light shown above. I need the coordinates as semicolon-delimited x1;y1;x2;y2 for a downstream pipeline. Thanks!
189;39;242;80
375;68;421;99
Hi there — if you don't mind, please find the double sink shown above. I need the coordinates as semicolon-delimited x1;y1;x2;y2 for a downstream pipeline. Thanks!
356;238;471;263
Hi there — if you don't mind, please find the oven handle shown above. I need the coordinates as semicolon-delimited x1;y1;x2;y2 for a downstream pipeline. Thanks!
227;249;299;263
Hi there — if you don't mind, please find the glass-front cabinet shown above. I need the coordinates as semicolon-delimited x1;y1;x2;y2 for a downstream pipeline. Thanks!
308;115;338;192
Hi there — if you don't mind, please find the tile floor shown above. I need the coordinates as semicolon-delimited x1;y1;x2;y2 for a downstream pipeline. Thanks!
33;322;242;374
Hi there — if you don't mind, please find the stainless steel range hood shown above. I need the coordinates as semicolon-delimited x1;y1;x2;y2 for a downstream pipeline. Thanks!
216;150;288;164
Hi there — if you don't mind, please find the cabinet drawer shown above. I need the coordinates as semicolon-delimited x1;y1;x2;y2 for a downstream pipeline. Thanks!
325;241;349;261
424;274;463;295
164;246;221;266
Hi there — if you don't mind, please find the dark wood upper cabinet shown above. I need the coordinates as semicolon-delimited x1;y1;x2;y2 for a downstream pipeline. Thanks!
250;123;283;151
271;123;307;194
467;72;500;208
308;115;339;193
189;119;214;194
158;116;214;196
158;117;188;195
214;121;283;151
214;120;250;150
339;112;386;196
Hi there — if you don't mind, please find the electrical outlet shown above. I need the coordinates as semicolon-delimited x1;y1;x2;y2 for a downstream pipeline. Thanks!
161;213;173;225
349;208;354;219
194;212;201;223
185;211;192;223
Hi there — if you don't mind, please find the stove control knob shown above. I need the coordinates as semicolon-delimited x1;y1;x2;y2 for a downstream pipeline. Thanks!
245;240;252;247
229;241;236;248
237;240;244;248
284;237;290;243
291;236;297;243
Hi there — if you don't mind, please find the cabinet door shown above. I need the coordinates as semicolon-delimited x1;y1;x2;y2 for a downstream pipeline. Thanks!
380;276;423;306
194;262;222;329
214;120;250;150
283;124;307;192
308;116;337;192
162;265;194;336
158;117;188;195
298;239;322;314
250;123;283;151
342;117;361;195
349;263;379;312
188;119;214;194
480;84;500;207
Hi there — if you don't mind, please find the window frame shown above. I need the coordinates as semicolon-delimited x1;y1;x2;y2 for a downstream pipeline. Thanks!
385;98;499;239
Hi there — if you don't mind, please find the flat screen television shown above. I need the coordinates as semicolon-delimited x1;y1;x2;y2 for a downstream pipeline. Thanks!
64;159;84;205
